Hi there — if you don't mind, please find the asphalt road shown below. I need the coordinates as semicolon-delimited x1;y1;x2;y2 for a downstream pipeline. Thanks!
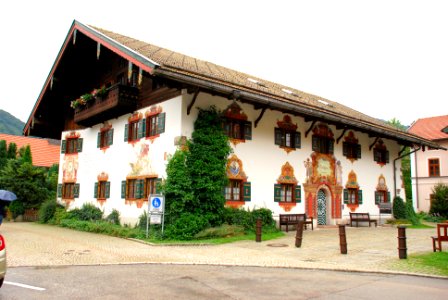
2;264;448;300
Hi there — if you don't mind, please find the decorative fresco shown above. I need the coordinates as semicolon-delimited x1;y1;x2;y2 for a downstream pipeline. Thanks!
277;162;298;212
128;140;155;177
345;170;360;212
225;155;247;209
62;155;79;183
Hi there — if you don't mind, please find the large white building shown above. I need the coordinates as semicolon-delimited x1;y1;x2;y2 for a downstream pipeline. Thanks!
24;20;439;226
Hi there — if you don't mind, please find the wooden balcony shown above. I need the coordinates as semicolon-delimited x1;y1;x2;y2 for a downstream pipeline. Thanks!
74;84;139;127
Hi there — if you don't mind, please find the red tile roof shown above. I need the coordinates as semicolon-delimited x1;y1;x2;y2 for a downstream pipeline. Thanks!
408;115;448;140
0;134;60;167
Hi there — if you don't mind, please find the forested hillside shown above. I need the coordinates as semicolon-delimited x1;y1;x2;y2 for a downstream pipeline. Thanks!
0;109;25;135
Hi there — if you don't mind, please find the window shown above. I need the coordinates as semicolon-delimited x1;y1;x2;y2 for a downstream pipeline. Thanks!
145;113;166;138
94;181;110;199
343;138;361;160
312;136;334;154
58;183;80;199
128;121;140;142
126;179;139;199
280;184;294;202
143;177;157;199
343;188;363;205
223;119;252;140
275;128;301;149
428;158;440;177
375;191;390;204
374;148;389;164
122;178;161;200
274;183;301;203
97;129;114;148
61;138;83;154
225;180;241;201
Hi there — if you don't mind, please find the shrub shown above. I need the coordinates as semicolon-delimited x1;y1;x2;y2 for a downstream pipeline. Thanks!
418;212;445;223
430;183;448;218
52;207;73;225
70;203;103;221
194;224;245;239
38;199;63;223
404;199;420;225
393;196;406;219
164;213;208;240
137;211;148;230
59;219;145;239
223;207;277;232
9;200;25;219
105;209;120;225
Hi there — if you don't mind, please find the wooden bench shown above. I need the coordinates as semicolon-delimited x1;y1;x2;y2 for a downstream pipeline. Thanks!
349;212;377;227
279;214;313;232
432;223;448;252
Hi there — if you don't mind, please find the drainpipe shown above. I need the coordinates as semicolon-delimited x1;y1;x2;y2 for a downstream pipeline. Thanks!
393;145;421;200
414;148;419;210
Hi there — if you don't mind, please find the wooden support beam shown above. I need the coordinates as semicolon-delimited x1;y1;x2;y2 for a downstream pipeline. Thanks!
187;88;200;115
336;128;348;144
254;107;267;128
305;120;317;138
369;137;380;151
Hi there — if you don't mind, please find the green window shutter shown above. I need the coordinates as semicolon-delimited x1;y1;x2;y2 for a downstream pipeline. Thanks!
274;128;282;146
57;184;62;197
135;179;143;199
373;149;379;162
375;191;380;204
76;138;83;153
124;124;129;142
387;192;391;203
137;119;145;139
155;178;162;194
343;189;349;204
157;113;166;134
243;182;251;202
328;139;334;154
105;181;110;198
356;144;362;159
342;142;348;157
295;185;301;203
358;190;363;204
74;183;80;198
108;129;114;146
312;136;319;152
121;181;126;199
97;133;101;148
385;151;390;163
94;182;98;198
274;184;282;202
294;132;301;149
61;140;66;154
244;122;252;140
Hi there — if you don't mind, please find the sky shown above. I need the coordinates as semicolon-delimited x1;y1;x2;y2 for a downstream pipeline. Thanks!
0;0;447;127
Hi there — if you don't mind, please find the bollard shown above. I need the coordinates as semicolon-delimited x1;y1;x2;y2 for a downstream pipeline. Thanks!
295;221;304;248
338;224;348;254
397;225;407;259
255;218;262;242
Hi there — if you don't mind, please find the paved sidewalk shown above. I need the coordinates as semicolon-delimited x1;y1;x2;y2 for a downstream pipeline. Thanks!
1;222;444;276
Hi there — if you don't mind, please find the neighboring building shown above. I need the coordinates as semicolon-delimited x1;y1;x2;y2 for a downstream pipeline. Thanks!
0;133;60;168
408;115;448;212
24;20;438;225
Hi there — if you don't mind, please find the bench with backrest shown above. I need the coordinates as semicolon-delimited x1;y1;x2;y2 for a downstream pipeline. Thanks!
432;223;448;252
279;214;313;232
349;212;377;227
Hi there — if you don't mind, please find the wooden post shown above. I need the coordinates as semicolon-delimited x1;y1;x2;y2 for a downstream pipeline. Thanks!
295;221;304;248
255;218;262;242
339;225;348;254
398;226;407;259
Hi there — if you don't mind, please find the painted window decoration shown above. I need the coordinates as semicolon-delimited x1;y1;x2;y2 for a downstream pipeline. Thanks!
343;170;363;207
121;177;161;200
94;172;110;200
224;155;250;204
97;123;114;149
274;162;301;211
375;174;390;204
61;132;83;154
57;182;80;199
342;131;361;161
312;123;334;155
222;102;252;145
145;106;166;139
428;158;440;177
373;139;389;165
274;115;301;153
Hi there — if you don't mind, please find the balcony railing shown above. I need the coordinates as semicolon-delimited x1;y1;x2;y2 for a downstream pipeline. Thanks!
74;84;138;127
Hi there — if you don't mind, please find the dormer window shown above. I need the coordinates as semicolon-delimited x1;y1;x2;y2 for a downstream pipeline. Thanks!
222;102;252;144
373;139;389;165
312;124;334;155
343;131;361;161
274;115;301;152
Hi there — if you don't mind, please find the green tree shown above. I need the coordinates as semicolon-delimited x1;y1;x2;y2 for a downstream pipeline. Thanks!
187;106;231;226
430;183;448;217
7;142;17;159
0;140;6;170
19;145;32;164
393;196;406;219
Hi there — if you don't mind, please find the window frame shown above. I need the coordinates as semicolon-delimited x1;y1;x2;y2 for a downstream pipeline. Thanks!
143;177;157;199
279;183;295;203
62;183;75;199
275;128;301;149
222;118;251;141
225;179;242;201
98;128;113;149
98;181;107;199
128;120;139;142
126;179;138;200
347;188;358;204
428;158;440;177
66;138;79;154
312;135;334;154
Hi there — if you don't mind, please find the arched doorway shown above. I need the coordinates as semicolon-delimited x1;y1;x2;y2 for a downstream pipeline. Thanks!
317;189;327;225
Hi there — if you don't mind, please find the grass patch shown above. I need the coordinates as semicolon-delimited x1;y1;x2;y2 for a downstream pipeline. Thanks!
406;223;434;229
389;252;448;276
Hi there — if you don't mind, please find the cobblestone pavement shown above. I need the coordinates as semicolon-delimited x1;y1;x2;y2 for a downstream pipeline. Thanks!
1;222;443;276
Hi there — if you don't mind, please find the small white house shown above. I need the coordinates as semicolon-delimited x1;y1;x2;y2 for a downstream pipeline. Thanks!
24;20;439;226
